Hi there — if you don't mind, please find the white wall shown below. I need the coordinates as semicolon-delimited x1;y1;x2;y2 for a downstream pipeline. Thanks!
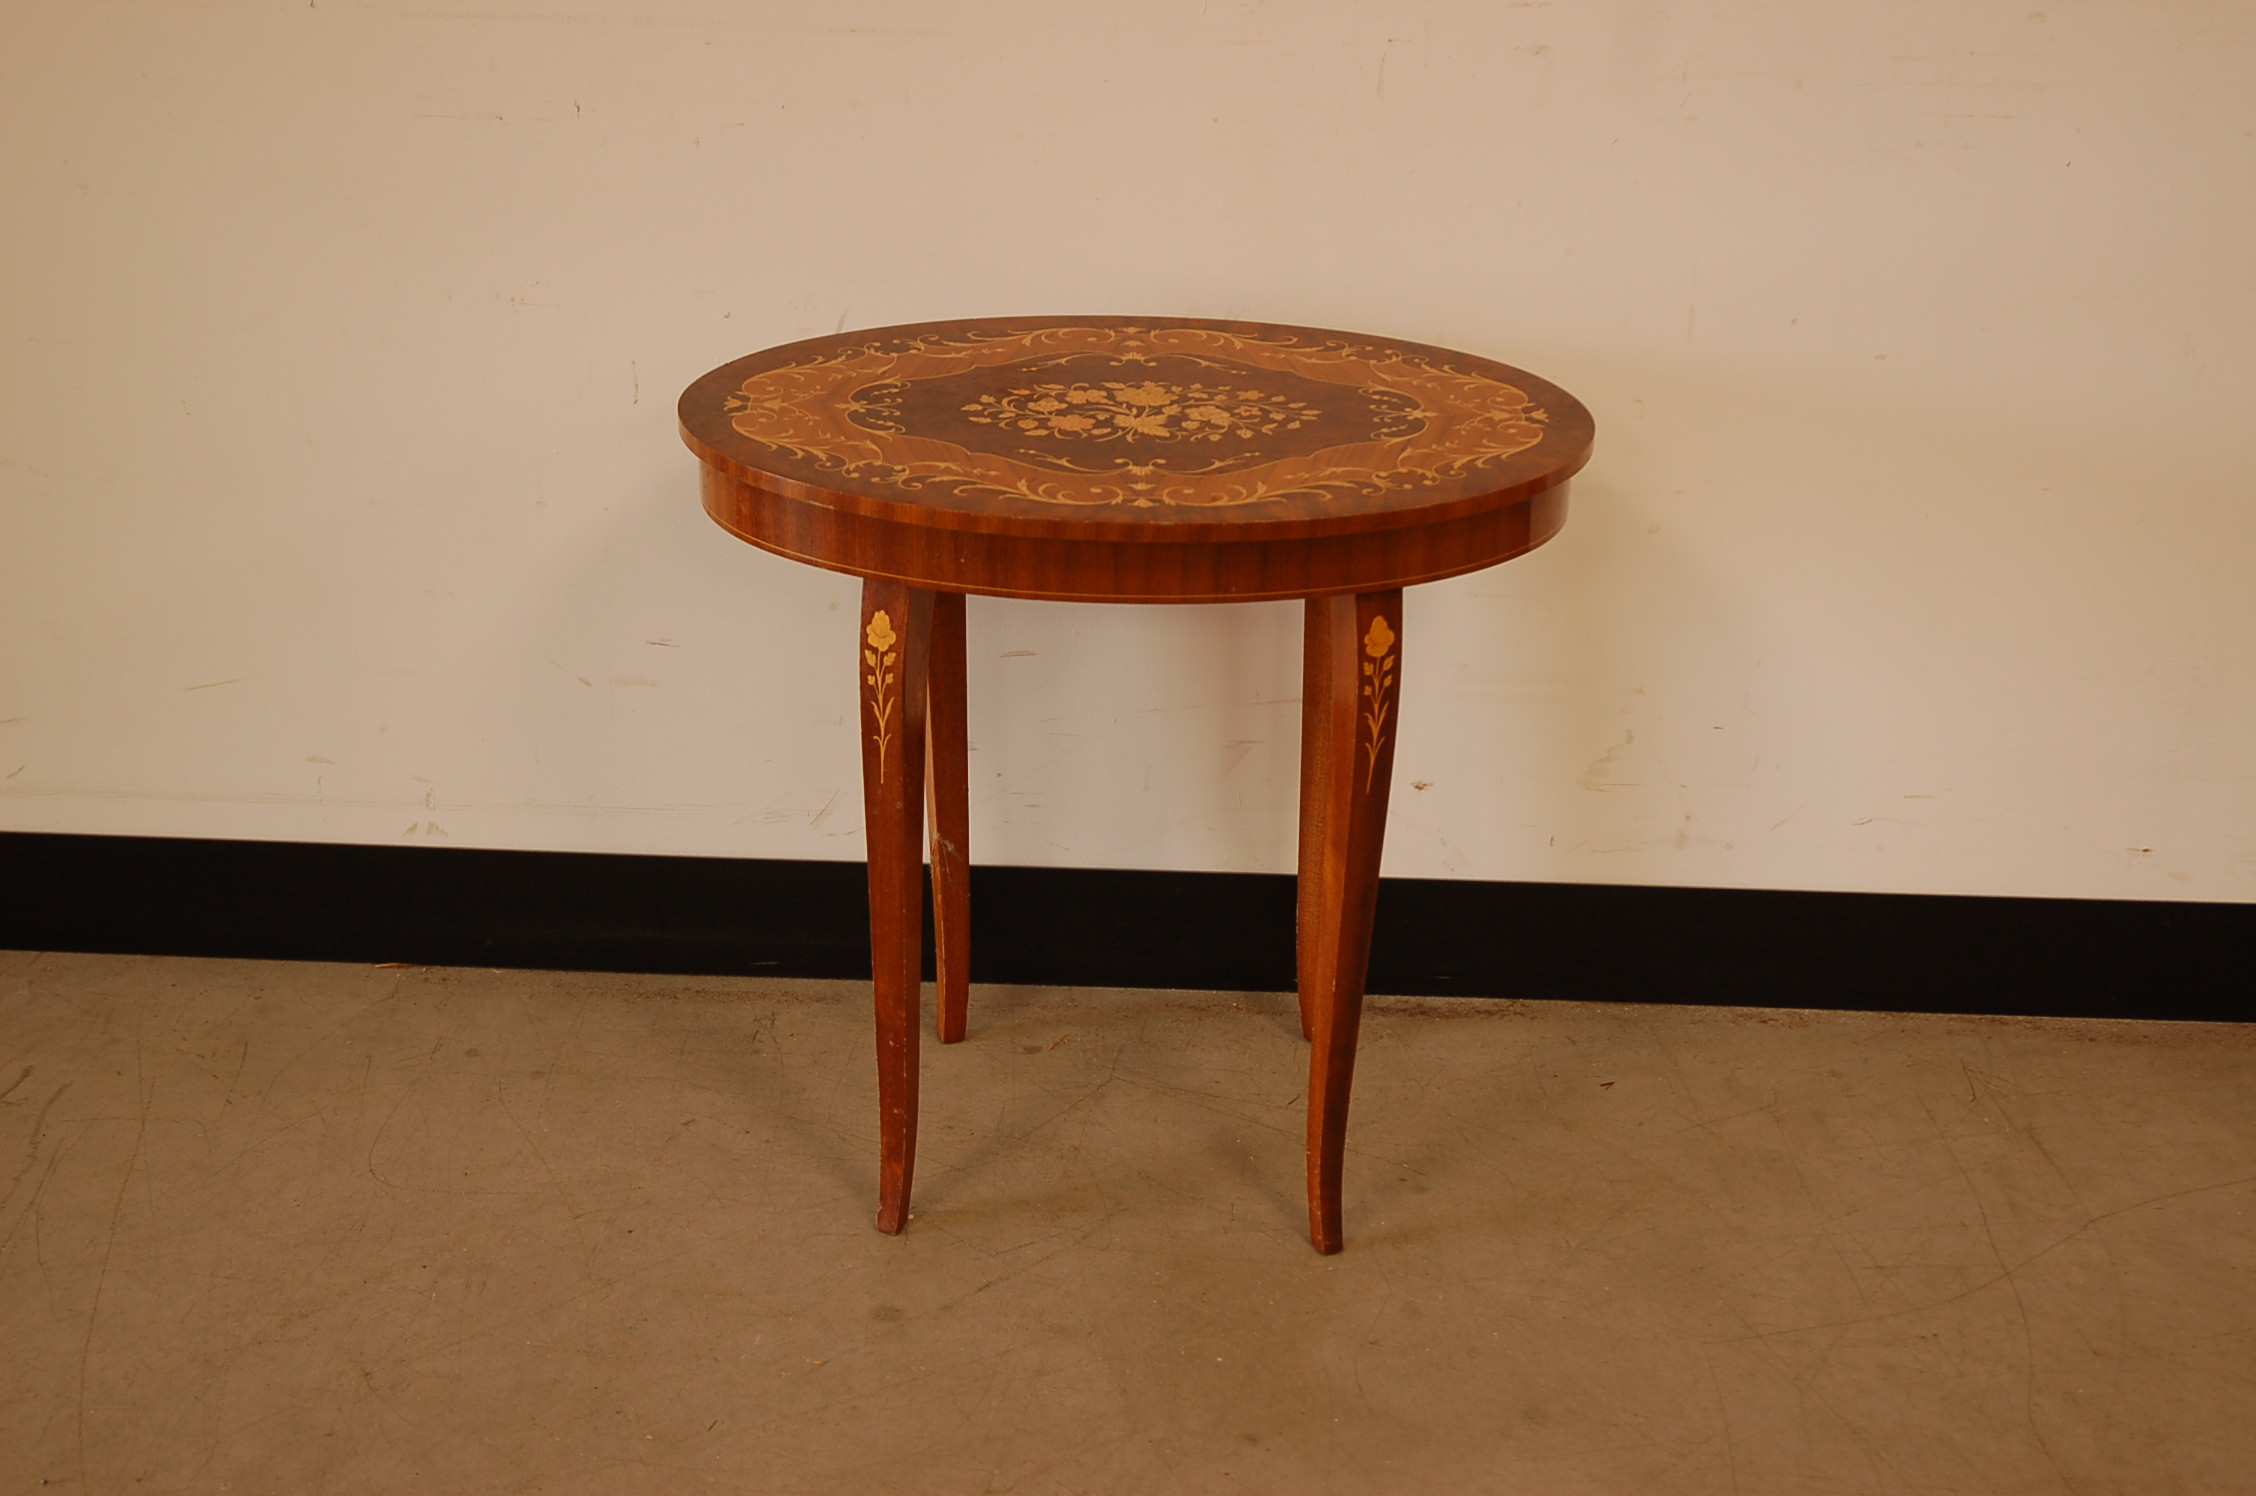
4;0;2251;902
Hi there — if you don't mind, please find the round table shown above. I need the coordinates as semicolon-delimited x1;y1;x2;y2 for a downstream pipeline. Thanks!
681;316;1593;1252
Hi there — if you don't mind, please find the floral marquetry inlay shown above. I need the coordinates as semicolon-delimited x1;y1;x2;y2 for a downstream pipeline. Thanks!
1360;613;1398;792
703;319;1565;517
959;381;1325;446
863;609;900;782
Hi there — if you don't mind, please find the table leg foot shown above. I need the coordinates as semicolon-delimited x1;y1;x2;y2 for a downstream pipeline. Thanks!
1298;589;1402;1255
927;591;971;1044
862;579;935;1235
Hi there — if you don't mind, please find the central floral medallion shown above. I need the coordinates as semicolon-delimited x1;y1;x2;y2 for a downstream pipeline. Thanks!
844;352;1429;482
958;379;1324;447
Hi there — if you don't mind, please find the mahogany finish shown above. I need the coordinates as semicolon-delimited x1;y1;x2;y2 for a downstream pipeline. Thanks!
683;315;1592;1252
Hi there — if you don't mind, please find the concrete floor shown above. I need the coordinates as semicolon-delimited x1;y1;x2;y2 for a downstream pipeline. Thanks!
1;952;2251;1494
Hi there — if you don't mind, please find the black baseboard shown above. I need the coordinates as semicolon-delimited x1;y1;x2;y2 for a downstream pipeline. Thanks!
1;831;2245;1022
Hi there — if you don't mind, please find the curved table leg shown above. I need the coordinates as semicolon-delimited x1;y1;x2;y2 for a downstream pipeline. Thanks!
1295;601;1326;1044
1297;589;1403;1254
860;580;935;1234
927;592;971;1044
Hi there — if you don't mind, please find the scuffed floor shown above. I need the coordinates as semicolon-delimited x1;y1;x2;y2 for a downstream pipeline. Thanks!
2;949;2250;1494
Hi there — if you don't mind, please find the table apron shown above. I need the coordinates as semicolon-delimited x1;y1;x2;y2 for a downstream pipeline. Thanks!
701;469;1571;603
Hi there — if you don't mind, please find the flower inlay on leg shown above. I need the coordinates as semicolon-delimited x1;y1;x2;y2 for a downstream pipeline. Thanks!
1360;613;1397;792
864;609;900;780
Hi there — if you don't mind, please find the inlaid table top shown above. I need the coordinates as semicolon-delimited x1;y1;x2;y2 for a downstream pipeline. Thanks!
680;315;1594;601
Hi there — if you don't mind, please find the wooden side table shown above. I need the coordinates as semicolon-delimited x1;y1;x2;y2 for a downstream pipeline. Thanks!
681;317;1592;1252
